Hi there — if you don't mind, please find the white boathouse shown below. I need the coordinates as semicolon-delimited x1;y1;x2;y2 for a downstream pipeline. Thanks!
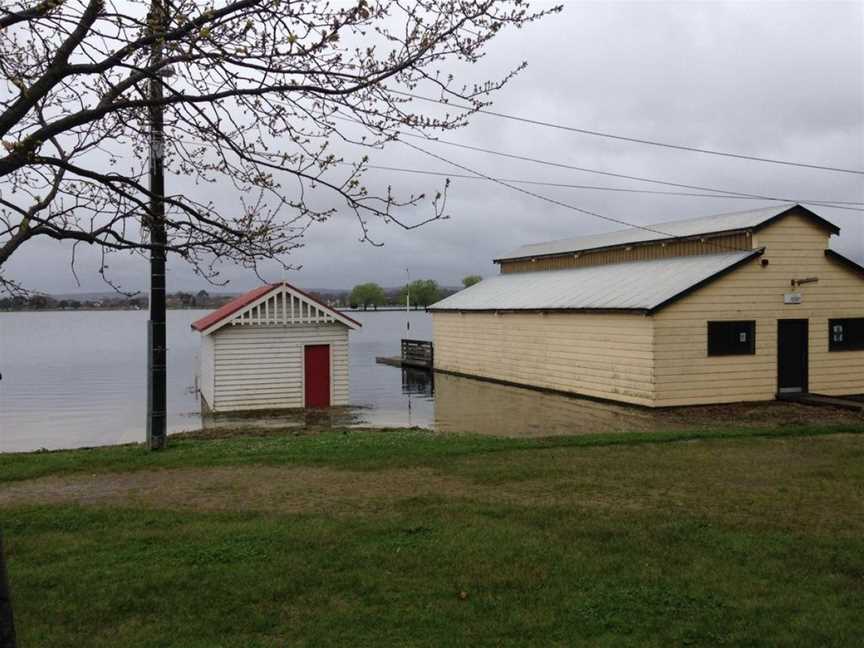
192;282;361;412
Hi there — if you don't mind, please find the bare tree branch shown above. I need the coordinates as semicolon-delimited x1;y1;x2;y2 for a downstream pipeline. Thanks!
0;0;560;294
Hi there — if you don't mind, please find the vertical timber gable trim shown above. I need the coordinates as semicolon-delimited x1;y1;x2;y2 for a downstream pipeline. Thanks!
227;285;339;328
499;232;753;273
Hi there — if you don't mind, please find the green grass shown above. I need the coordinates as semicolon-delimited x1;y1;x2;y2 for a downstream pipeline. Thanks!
3;424;864;646
6;502;863;647
2;422;863;484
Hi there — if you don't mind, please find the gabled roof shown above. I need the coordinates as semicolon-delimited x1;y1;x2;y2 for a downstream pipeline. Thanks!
430;250;763;314
191;282;361;335
191;284;277;333
495;203;839;263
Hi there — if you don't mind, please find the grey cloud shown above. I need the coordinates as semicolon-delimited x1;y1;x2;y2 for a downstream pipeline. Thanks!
6;0;863;294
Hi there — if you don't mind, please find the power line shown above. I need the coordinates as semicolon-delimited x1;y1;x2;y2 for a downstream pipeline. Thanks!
169;132;864;213
173;133;744;248
326;111;864;211
344;162;864;204
265;102;864;210
390;131;864;212
158;132;855;260
400;139;755;255
392;90;864;176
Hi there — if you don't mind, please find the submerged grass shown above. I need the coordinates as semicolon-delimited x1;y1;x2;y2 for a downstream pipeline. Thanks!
2;423;864;646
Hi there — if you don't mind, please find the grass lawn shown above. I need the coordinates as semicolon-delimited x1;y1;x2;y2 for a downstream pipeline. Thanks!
2;424;864;646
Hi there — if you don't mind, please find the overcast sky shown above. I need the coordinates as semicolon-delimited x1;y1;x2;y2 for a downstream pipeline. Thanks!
5;0;863;294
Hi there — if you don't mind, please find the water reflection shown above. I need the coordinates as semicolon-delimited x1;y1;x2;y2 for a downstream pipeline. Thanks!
401;367;434;397
199;405;365;434
193;369;658;439
432;373;656;437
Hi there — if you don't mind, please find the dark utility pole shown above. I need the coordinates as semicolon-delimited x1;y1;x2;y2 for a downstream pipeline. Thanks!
0;534;16;648
146;0;167;450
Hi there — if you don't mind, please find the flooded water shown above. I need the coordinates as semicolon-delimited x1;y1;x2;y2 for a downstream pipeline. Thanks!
0;309;432;452
1;308;683;453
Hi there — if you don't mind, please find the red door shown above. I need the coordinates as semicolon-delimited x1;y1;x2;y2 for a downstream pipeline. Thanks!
304;345;330;408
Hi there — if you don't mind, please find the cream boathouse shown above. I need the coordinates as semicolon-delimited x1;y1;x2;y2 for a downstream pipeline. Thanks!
429;204;864;407
192;282;361;412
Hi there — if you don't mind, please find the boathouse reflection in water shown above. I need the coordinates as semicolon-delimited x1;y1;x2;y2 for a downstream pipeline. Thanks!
197;369;661;438
431;372;657;437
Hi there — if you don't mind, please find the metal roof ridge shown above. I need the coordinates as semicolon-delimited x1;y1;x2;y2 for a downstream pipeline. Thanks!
493;203;839;263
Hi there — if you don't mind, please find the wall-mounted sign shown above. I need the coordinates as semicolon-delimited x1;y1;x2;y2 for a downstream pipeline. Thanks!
784;292;802;305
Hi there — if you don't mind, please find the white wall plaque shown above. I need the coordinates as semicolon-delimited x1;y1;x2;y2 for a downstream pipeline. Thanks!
784;292;802;305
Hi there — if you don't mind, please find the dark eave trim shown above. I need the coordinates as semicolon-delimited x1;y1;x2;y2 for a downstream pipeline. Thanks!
750;204;840;236
646;248;764;314
825;249;864;277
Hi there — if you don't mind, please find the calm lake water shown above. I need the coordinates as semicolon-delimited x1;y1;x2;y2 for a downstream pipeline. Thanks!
0;309;663;453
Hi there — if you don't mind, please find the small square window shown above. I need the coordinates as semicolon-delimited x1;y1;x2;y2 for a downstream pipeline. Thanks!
829;318;864;351
708;321;756;356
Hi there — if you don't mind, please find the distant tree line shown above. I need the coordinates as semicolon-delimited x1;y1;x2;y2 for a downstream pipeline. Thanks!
166;290;233;309
0;290;233;312
1;277;485;312
343;275;483;311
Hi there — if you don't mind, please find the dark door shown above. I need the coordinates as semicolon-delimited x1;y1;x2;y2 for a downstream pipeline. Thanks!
304;345;330;407
777;320;808;394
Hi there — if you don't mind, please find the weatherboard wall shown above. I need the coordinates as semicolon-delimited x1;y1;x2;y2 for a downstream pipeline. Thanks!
203;323;350;412
653;211;864;406
432;311;655;406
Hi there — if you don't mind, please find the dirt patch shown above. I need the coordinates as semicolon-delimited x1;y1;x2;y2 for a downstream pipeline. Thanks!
0;463;655;519
654;400;864;429
3;433;863;537
0;465;485;515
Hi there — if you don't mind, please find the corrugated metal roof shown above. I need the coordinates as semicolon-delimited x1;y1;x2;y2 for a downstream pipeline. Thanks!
430;251;761;313
495;204;836;261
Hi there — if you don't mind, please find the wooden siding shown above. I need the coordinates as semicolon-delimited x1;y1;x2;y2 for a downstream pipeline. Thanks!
433;311;655;406
198;334;215;409
499;232;752;274
653;212;863;406
210;324;349;412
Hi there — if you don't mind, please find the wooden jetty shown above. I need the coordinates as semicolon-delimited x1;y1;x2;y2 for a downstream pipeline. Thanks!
376;339;434;369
